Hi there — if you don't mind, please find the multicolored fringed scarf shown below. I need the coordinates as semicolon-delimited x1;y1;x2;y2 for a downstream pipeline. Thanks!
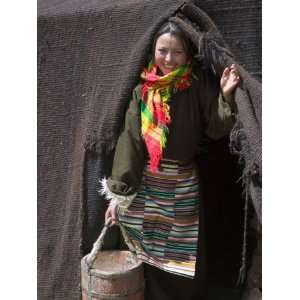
140;61;192;172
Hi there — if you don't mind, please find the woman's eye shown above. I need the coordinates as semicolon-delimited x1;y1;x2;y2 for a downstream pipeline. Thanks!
157;49;184;55
159;49;167;54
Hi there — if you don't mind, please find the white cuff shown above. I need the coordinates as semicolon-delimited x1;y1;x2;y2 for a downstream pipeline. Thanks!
99;178;137;209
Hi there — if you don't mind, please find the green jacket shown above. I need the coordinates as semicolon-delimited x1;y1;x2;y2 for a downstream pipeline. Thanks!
106;69;236;197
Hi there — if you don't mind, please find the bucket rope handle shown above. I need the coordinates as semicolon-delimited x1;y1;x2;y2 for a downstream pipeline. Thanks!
85;217;137;267
85;217;112;267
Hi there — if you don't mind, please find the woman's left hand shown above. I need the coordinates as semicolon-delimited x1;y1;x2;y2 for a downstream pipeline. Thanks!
220;64;240;102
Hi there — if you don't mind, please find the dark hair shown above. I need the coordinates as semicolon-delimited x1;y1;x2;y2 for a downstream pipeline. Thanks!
151;21;194;60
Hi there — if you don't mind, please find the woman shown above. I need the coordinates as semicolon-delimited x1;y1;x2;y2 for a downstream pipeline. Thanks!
101;21;240;299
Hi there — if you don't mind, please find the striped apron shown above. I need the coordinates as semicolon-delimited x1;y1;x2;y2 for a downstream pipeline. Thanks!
118;159;200;278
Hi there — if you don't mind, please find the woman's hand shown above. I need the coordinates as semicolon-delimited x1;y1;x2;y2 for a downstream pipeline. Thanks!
105;202;119;226
220;64;240;102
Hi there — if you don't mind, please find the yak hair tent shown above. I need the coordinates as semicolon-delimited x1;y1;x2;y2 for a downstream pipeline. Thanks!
38;0;261;299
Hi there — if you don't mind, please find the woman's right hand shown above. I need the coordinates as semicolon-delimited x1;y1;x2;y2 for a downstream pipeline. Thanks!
220;64;240;102
105;202;119;226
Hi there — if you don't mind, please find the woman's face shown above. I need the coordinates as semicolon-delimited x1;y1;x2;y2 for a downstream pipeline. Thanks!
154;33;188;75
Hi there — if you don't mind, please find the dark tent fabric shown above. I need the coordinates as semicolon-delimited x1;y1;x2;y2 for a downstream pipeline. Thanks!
37;0;261;299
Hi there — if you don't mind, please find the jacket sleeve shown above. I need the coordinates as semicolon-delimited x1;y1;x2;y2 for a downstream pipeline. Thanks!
199;70;236;140
100;86;146;208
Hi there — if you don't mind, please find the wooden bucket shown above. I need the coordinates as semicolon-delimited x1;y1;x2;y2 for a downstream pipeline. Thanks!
81;219;144;300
